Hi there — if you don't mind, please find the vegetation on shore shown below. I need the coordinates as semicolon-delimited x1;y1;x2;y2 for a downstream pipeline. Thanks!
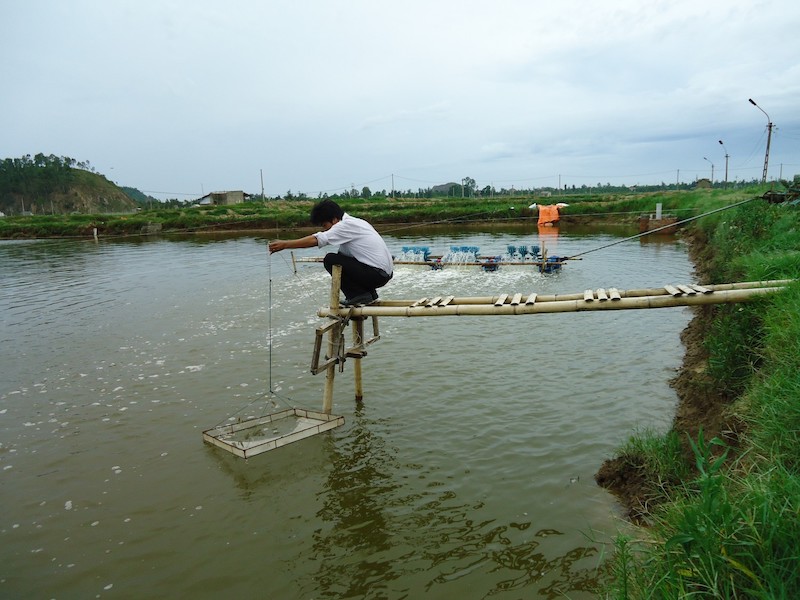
601;199;800;598
0;184;775;239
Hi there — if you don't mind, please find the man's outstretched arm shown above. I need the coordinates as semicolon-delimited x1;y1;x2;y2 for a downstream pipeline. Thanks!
269;235;319;253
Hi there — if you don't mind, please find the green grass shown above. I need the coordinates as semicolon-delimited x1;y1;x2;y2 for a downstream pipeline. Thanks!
616;428;693;497
604;202;800;599
0;185;776;239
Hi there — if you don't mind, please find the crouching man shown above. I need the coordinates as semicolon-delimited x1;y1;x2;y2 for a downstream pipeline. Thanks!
268;199;393;306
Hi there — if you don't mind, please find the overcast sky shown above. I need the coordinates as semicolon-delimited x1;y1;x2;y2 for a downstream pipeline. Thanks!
2;1;799;200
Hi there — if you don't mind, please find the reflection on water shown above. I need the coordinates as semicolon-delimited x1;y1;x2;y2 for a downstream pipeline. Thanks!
310;406;608;599
0;228;691;598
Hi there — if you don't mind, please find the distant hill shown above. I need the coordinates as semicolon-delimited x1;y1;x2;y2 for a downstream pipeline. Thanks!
0;154;138;215
119;186;159;206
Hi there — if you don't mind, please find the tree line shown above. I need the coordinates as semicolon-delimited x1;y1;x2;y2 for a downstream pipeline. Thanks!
0;154;98;201
282;175;763;203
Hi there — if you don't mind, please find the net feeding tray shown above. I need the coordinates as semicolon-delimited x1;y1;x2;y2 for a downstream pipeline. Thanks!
202;408;345;459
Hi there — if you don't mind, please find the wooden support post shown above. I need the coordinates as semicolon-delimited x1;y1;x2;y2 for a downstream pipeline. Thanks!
540;243;547;273
352;318;364;402
322;265;342;414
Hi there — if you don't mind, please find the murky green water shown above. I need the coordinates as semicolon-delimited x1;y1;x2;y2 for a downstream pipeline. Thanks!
1;226;693;598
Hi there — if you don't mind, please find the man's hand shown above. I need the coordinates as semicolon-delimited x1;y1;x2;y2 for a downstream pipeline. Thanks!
269;240;287;254
269;235;318;253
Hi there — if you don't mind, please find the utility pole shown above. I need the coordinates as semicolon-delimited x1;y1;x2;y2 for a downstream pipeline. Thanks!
718;140;729;187
749;98;773;183
260;169;265;202
703;157;715;184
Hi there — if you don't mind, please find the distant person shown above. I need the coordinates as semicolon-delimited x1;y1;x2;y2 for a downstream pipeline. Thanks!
269;199;393;306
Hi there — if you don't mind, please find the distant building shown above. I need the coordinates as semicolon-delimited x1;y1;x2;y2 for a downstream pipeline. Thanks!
195;190;249;206
695;178;712;189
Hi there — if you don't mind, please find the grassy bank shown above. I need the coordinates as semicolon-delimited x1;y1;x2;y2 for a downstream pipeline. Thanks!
604;199;800;598
0;185;770;239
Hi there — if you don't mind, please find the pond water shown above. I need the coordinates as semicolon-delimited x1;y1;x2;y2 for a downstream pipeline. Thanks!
0;225;694;599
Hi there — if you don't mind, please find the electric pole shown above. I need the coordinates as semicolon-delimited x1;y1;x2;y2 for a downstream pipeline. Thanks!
749;98;773;183
718;140;729;187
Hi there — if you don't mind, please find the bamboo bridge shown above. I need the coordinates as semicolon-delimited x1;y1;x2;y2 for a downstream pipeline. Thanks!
202;267;791;458
312;268;791;414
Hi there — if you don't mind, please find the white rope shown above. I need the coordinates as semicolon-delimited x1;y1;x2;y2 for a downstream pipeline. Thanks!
211;242;308;428
564;197;757;260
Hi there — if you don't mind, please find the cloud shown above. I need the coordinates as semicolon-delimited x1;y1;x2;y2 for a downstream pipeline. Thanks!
359;102;451;130
1;0;799;197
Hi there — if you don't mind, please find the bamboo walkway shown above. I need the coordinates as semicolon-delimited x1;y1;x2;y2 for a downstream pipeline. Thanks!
317;280;792;319
308;273;792;414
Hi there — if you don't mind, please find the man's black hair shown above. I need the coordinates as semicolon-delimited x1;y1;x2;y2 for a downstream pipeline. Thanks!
310;199;345;226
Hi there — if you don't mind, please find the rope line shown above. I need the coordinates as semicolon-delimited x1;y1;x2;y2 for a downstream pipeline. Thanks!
564;197;757;260
211;241;315;429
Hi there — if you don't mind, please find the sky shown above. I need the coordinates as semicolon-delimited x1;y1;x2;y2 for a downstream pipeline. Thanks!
2;0;799;201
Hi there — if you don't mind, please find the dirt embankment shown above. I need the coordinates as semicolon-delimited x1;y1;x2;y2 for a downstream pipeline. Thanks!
594;228;743;522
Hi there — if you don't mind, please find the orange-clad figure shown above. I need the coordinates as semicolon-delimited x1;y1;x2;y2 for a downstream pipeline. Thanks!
537;204;561;226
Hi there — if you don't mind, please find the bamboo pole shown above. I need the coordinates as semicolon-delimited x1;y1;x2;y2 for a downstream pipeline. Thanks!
364;280;794;307
318;285;788;319
352;318;364;402
322;266;342;413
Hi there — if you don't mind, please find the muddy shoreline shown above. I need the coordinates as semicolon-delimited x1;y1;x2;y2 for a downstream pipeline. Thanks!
594;228;742;522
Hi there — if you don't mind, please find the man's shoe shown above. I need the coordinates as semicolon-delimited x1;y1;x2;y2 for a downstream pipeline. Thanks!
342;292;375;307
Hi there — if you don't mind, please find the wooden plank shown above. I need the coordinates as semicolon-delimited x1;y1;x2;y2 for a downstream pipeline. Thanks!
664;284;682;296
426;296;442;307
494;293;509;306
583;289;594;302
311;356;339;376
411;297;428;307
364;315;380;345
311;320;338;374
510;293;522;306
677;284;697;295
525;293;537;305
596;288;609;302
609;287;622;301
440;295;455;306
690;284;713;294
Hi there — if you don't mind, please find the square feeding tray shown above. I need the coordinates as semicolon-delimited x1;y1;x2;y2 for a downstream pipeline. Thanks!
202;408;345;459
